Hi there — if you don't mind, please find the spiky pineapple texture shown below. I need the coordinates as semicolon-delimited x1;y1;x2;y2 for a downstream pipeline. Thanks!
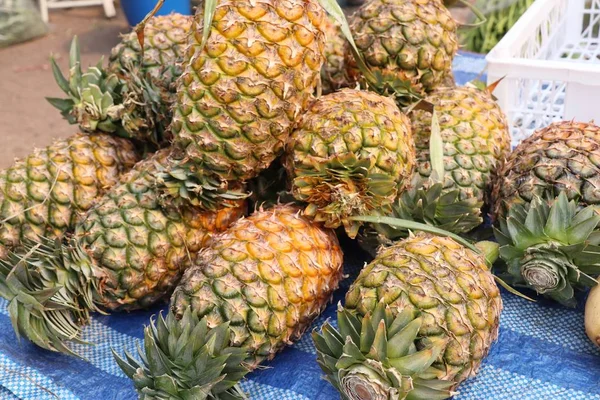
170;204;344;367
0;150;246;355
284;89;415;238
346;0;458;101
411;86;511;219
345;232;502;385
0;133;139;260
321;16;351;94
492;121;600;223
109;13;192;88
313;301;455;400
170;0;327;183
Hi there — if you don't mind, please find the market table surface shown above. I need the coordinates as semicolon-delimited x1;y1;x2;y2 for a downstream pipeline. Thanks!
0;53;599;400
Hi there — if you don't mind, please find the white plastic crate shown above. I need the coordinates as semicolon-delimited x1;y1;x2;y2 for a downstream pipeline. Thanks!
487;0;600;146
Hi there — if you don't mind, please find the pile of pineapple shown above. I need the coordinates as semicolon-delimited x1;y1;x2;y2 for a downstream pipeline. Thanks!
2;0;600;398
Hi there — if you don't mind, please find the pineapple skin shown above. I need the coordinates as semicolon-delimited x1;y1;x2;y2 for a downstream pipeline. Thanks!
492;121;600;222
285;88;415;235
76;150;246;311
346;0;458;97
321;17;351;95
170;0;327;181
109;14;193;90
170;204;344;366
0;133;140;260
345;232;502;385
411;86;511;205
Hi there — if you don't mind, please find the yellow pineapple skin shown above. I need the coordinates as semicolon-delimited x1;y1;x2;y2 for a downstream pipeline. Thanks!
171;0;327;181
77;150;246;311
171;204;344;365
346;233;502;385
0;133;140;259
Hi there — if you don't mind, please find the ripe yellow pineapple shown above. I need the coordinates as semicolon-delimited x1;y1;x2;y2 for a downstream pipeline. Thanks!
163;0;327;205
0;150;246;355
0;133;140;260
115;204;344;397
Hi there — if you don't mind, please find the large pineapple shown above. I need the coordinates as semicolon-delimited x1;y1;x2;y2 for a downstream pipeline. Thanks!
116;204;344;397
492;122;600;306
0;149;245;355
167;0;327;188
337;233;502;389
48;15;193;147
346;0;458;103
0;133;139;260
284;89;415;238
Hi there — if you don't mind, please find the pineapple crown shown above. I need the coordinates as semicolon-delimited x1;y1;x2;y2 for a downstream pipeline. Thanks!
292;153;399;239
47;37;170;148
154;155;250;211
494;192;600;307
312;301;455;400
0;236;99;357
113;308;250;400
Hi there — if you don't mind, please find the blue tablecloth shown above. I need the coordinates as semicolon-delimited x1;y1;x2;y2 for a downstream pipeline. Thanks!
1;54;599;400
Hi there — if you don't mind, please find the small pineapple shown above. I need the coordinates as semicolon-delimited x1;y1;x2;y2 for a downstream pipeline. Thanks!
339;233;502;388
346;0;458;103
169;0;327;186
0;150;245;355
0;133;140;260
492;122;600;306
116;204;344;397
48;15;193;147
284;88;415;238
108;13;192;88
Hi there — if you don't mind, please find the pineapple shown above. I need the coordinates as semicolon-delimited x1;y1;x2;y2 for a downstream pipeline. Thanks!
48;15;193;147
166;0;327;195
0;133;139;260
346;0;458;103
115;204;344;397
284;88;415;238
361;85;510;252
325;232;502;393
0;149;245;355
321;16;351;94
492;121;600;221
492;122;600;306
